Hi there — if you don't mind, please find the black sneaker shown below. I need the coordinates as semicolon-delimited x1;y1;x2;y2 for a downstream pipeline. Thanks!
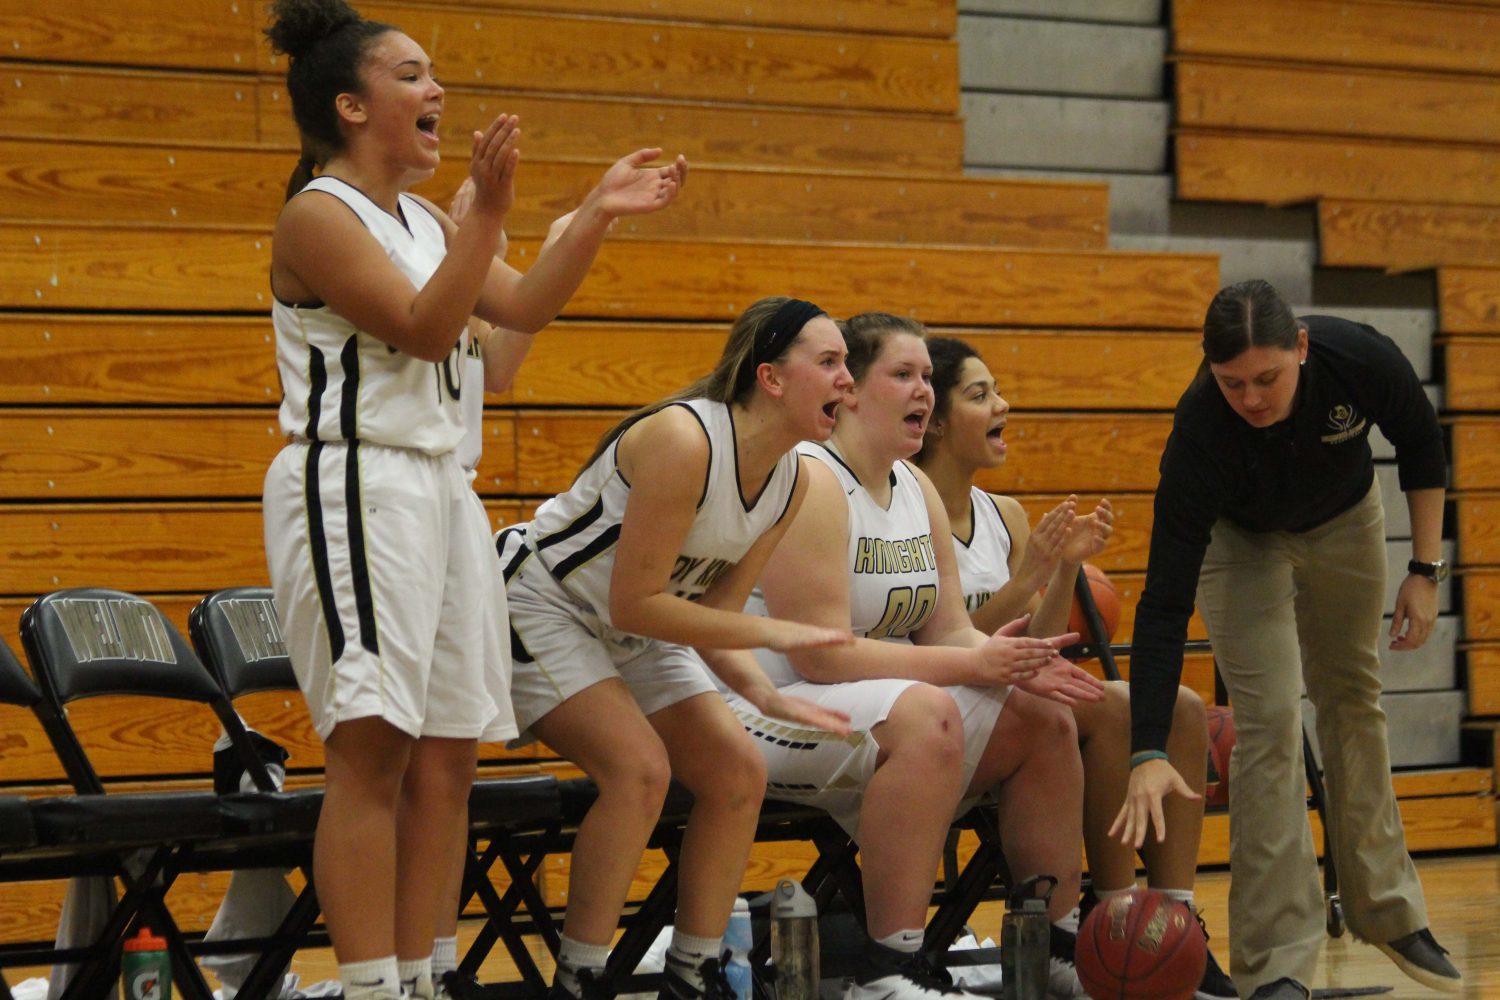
845;942;984;1000
1374;928;1462;993
1190;910;1235;1000
550;967;612;1000
659;951;735;1000
1047;924;1086;998
437;969;482;1000
1246;978;1308;1000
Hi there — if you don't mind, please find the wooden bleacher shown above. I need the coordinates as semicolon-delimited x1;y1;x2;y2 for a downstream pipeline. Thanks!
2;0;1491;978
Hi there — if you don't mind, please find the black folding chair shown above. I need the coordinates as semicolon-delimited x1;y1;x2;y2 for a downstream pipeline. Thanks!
191;587;565;998
18;589;243;1000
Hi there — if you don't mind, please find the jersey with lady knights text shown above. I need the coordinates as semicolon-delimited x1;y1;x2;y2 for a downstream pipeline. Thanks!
526;398;800;630
749;442;939;686
272;176;467;456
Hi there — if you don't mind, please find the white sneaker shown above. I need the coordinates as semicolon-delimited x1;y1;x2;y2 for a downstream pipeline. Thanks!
1047;924;1087;998
845;945;987;1000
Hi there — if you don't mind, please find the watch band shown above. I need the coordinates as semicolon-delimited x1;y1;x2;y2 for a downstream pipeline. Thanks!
1407;558;1449;582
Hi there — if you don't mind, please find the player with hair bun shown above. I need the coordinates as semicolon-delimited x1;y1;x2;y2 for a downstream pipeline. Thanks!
260;2;684;996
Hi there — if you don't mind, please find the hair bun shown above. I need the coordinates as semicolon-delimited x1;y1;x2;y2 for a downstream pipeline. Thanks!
265;0;362;60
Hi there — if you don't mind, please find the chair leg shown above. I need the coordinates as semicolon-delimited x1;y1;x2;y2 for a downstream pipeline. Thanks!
233;869;322;1000
461;842;551;993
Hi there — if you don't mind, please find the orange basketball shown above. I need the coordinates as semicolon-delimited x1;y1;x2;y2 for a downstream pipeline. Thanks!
1076;889;1206;1000
1204;705;1236;808
1069;563;1121;643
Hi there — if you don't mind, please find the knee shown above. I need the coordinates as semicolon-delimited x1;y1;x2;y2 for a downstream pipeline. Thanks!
596;742;673;813
690;733;766;813
885;684;965;766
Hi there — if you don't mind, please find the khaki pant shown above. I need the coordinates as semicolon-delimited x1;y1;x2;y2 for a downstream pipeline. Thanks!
1196;480;1428;997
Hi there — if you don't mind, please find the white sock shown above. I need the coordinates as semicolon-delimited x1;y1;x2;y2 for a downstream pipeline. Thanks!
556;934;612;996
875;929;924;954
1160;888;1195;909
1095;884;1136;900
432;936;459;978
340;956;400;999
398;956;433;998
1053;906;1080;935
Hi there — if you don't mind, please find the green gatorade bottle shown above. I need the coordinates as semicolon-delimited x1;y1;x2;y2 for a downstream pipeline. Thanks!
122;927;172;1000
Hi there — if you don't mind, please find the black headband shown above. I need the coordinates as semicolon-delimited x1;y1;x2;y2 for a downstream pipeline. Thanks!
734;298;826;395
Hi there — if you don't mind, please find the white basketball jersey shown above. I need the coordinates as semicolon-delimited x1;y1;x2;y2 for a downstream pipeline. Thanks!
528;398;800;630
272;176;467;456
954;486;1013;614
457;334;485;475
749;443;938;686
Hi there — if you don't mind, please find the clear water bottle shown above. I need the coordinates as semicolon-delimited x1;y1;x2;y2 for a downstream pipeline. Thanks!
769;879;818;1000
1001;875;1056;1000
725;896;754;1000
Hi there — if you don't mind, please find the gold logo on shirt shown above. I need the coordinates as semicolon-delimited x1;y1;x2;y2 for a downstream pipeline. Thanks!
1322;404;1367;444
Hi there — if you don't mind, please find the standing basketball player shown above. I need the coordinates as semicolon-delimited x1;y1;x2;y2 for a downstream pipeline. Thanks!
497;298;855;1000
912;335;1235;1000
260;3;685;998
1118;281;1461;999
726;313;1105;1000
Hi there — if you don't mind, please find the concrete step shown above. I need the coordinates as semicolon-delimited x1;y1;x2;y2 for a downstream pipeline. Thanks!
958;15;1164;98
965;165;1171;237
963;93;1169;172
1292;305;1435;381
1111;231;1315;303
1379;614;1460;692
958;0;1163;25
1303;690;1465;768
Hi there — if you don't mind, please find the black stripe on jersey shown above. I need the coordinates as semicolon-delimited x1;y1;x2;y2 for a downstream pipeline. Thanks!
772;453;801;526
510;625;534;665
344;440;380;655
985;490;1014;551
338;335;360;440
552;522;621;580
497;526;531;583
534;495;604;551
304;442;345;661
306;348;327;442
672;401;712;511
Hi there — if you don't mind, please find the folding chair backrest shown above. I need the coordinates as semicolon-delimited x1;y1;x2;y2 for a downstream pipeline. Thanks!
19;589;233;794
188;587;295;698
189;587;305;791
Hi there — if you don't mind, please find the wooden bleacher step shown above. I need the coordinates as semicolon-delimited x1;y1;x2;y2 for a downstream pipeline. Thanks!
0;137;1108;250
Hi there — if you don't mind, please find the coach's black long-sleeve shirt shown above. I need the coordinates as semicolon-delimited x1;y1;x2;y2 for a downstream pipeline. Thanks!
1129;315;1446;754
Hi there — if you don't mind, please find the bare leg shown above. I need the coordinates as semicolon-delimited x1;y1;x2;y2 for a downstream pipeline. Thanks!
1071;683;1207;892
651;693;769;938
318;717;415;961
532;679;672;946
968;690;1083;921
396;736;478;959
1142;687;1207;889
1070;684;1137;893
853;685;968;939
